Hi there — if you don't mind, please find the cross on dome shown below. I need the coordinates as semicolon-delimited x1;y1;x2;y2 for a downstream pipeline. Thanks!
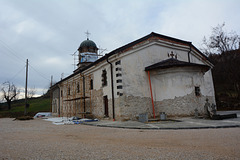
85;30;91;40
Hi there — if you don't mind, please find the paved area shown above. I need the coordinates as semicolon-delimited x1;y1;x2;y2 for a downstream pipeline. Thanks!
81;111;240;130
1;118;240;159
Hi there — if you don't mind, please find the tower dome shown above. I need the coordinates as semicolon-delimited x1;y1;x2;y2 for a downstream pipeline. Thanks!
79;38;97;48
78;38;98;53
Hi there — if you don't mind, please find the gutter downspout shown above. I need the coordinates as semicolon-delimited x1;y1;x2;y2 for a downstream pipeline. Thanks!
83;75;86;113
147;71;155;119
106;55;115;121
188;43;192;63
58;84;61;117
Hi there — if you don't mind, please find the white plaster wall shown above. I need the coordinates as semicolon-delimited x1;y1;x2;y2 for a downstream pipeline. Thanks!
119;42;215;104
121;43;190;98
150;67;205;101
202;70;216;104
190;53;203;64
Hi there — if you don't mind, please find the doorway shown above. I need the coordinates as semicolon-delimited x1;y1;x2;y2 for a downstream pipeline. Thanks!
103;96;109;117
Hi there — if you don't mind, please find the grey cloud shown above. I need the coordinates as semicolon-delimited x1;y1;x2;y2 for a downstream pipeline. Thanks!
0;0;239;96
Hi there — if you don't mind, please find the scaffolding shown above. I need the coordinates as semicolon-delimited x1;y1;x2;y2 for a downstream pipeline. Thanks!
60;73;92;118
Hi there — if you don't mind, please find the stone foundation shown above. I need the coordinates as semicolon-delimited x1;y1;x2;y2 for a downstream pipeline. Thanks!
56;89;215;121
113;93;215;120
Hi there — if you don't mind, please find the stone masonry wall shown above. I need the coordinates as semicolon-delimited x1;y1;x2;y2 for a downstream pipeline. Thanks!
114;95;152;120
154;92;215;117
52;87;59;116
91;89;104;119
114;93;215;120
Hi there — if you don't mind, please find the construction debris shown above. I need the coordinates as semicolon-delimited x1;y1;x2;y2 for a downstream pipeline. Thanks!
43;117;98;125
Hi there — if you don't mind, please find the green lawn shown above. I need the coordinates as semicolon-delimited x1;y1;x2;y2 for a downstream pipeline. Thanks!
0;97;51;117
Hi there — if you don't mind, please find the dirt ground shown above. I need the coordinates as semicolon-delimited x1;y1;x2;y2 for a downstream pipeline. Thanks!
0;118;239;160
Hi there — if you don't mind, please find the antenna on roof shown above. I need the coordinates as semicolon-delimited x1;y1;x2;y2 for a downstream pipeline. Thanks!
85;30;91;40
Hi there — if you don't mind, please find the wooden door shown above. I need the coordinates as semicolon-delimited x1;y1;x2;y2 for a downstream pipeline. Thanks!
103;96;109;117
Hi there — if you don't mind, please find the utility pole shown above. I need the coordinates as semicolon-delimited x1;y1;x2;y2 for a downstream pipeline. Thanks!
24;59;28;116
50;75;53;87
50;75;53;114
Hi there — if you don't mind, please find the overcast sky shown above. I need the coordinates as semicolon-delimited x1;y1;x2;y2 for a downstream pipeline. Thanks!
0;0;240;97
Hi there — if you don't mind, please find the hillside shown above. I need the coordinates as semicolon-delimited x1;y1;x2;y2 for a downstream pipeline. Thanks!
209;49;240;110
0;96;51;118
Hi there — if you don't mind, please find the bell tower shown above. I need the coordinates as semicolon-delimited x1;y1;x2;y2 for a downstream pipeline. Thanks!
77;31;98;70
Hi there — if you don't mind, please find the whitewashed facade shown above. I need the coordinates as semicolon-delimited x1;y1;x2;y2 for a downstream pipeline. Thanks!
51;32;216;120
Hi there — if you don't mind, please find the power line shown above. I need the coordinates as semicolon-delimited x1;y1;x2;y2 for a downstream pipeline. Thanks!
28;63;50;82
7;65;26;82
0;39;26;63
0;40;51;84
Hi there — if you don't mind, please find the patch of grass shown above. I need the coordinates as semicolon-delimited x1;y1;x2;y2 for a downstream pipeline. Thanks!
0;97;51;118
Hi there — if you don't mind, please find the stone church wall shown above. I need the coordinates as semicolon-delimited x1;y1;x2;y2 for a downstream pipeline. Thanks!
91;89;104;119
114;93;215;120
52;87;60;116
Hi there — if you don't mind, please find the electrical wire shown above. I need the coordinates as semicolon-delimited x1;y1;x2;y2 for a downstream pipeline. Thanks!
0;39;51;83
0;39;26;63
7;65;26;82
28;63;50;82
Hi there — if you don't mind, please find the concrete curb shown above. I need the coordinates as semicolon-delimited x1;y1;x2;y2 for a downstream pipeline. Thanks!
81;122;240;130
80;111;240;130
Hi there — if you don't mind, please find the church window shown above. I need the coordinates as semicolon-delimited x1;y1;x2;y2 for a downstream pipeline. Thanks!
77;83;80;93
117;92;123;96
116;79;122;83
117;85;123;89
116;73;122;77
115;60;121;65
90;79;93;90
68;87;71;95
61;90;63;97
116;67;122;71
102;70;107;87
195;86;201;96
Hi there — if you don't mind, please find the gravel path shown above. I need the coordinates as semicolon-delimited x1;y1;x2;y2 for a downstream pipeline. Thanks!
0;118;239;160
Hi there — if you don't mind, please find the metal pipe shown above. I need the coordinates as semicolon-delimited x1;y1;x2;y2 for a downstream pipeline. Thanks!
58;84;61;117
83;75;86;112
188;43;192;63
148;71;155;119
106;55;115;121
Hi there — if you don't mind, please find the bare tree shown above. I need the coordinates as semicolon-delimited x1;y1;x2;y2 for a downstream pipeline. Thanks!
28;87;36;98
201;23;240;56
1;81;20;110
202;23;240;107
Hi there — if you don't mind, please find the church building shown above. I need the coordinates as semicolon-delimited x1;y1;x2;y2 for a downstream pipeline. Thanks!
51;32;216;121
